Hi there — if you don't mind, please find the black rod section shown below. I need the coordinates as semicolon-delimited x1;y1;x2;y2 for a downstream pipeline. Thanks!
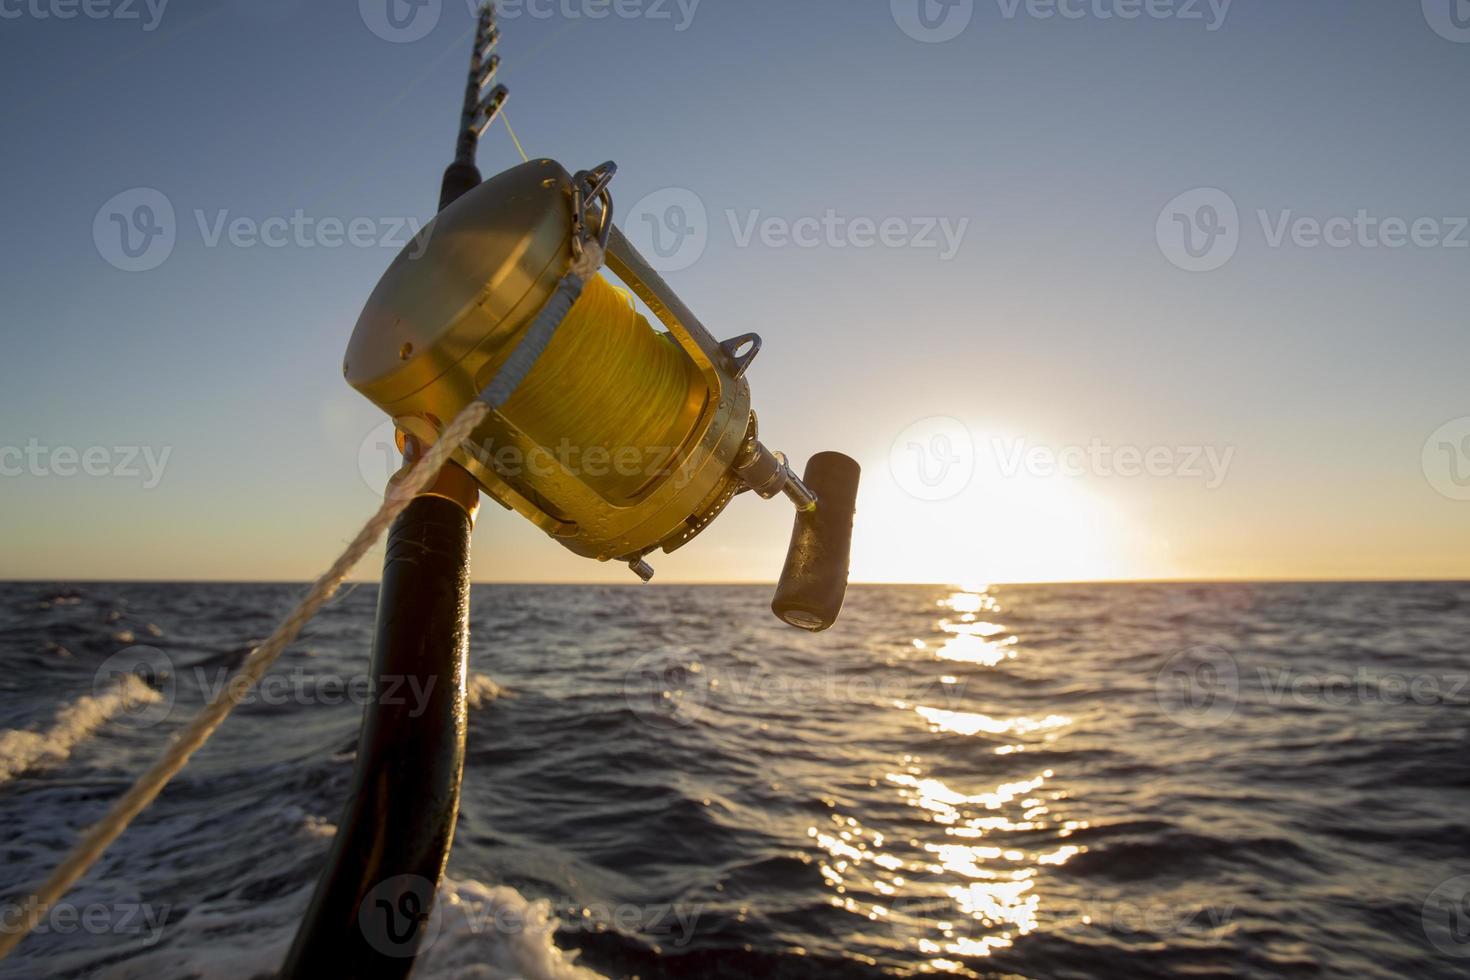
285;15;496;974
281;495;474;979
439;4;501;211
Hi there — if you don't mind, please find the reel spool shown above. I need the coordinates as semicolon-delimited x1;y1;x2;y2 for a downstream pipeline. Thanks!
345;159;858;630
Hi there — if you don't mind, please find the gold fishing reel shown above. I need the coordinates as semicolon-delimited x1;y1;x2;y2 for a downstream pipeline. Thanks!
345;159;858;629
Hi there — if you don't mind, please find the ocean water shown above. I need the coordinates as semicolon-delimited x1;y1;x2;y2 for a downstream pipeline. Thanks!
1;581;1467;979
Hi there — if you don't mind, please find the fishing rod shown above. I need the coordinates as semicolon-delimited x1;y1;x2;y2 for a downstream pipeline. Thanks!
279;8;509;975
283;9;858;967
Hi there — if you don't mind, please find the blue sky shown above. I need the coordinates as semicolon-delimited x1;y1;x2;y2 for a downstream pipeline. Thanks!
1;0;1467;584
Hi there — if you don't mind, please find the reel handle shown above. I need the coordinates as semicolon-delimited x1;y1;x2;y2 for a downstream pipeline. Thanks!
772;452;860;631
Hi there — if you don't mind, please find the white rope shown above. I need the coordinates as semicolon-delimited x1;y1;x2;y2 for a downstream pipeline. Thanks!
0;398;490;960
480;241;603;408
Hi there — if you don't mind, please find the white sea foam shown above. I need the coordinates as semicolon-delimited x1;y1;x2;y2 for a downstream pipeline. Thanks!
467;672;505;709
3;792;602;980
415;877;605;980
0;675;160;784
51;874;606;980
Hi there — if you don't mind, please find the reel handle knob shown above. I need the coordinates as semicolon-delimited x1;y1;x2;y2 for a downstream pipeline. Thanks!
772;452;860;631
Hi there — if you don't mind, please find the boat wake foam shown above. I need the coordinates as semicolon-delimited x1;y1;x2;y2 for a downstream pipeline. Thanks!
467;672;505;709
0;675;160;784
35;873;607;980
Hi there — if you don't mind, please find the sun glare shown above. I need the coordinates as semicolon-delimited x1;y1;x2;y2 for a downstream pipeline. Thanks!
852;429;1155;585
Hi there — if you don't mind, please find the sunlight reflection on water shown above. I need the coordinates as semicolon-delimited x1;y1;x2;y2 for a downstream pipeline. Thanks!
810;587;1088;975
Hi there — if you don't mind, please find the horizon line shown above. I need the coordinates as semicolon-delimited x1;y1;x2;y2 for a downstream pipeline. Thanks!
4;576;1468;588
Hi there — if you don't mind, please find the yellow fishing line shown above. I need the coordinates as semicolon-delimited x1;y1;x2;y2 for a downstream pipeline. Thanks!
501;109;530;163
501;275;704;502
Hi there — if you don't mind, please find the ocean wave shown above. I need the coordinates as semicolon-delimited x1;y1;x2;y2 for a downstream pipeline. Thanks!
0;675;160;784
2;581;1465;978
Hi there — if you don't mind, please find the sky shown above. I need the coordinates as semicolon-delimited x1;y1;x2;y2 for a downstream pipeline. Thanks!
0;0;1467;586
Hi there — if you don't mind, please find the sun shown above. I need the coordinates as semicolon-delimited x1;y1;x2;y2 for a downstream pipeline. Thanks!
850;427;1151;585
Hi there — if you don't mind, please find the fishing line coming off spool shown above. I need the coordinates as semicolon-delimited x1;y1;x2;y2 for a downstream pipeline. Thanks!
490;273;708;503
